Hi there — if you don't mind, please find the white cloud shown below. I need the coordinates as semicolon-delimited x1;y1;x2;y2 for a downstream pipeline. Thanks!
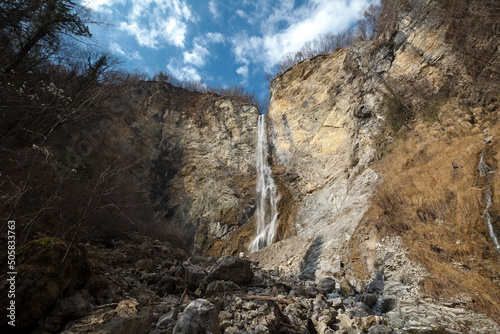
183;43;210;67
208;0;219;19
205;32;225;44
110;42;143;60
118;0;195;49
167;59;203;82
82;0;124;12
230;0;371;71
236;65;249;83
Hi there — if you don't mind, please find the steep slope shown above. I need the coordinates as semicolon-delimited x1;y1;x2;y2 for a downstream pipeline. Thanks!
252;0;500;331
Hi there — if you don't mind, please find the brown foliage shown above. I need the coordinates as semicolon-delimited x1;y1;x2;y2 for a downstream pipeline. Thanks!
366;98;500;318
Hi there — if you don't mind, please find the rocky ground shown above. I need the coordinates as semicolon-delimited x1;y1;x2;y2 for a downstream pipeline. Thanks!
0;234;394;333
4;233;497;334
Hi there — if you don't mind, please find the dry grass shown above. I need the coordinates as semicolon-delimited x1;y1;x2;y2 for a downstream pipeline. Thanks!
365;98;500;318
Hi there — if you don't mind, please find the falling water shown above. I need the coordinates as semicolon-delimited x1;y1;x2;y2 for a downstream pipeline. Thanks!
249;114;279;253
483;189;500;252
478;153;500;252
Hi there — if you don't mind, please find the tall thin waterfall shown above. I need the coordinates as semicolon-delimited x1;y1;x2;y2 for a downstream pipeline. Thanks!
479;153;500;252
249;114;279;253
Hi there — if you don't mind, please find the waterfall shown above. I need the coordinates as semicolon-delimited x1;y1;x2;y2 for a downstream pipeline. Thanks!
483;189;500;252
478;153;500;252
249;114;279;253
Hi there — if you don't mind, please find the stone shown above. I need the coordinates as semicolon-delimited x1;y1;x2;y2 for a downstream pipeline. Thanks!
116;299;139;317
173;299;221;334
328;296;344;309
355;293;378;308
254;324;269;334
173;265;207;290
339;278;356;298
142;272;162;285
317;277;337;294
368;324;394;334
157;309;178;328
155;275;176;296
40;294;91;331
366;275;385;294
206;256;254;285
61;309;149;334
380;297;397;313
135;259;154;271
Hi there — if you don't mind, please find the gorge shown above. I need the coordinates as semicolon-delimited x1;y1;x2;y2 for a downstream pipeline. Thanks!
1;0;500;333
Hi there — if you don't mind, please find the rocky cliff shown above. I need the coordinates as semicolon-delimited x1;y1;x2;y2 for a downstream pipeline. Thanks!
251;0;500;332
64;82;259;254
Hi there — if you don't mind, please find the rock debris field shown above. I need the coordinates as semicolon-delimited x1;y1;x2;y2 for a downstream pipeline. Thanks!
13;233;399;334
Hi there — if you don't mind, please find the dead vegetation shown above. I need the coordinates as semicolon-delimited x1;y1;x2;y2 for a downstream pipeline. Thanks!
364;97;500;318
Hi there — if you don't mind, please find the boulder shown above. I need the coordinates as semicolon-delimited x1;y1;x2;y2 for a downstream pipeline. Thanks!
317;277;336;295
339;278;356;298
368;324;394;334
173;265;207;290
39;294;91;332
135;259;154;271
116;299;139;317
355;293;378;308
173;299;221;334
206;256;253;285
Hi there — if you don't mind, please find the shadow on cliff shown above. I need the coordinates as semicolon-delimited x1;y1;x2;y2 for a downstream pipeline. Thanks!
299;236;324;280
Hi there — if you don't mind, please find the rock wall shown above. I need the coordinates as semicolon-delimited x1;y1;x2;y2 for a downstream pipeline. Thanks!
252;0;500;331
68;82;259;254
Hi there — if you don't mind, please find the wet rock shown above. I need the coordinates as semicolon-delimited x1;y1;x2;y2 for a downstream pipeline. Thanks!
173;299;221;334
206;256;254;285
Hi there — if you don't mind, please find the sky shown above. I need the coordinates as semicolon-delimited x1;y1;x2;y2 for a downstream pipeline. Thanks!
83;0;376;103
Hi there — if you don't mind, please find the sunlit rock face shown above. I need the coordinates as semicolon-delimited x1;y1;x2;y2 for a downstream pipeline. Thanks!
94;82;259;254
257;0;478;281
251;0;500;332
261;44;386;279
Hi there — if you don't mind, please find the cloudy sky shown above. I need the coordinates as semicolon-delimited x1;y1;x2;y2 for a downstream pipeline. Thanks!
84;0;376;103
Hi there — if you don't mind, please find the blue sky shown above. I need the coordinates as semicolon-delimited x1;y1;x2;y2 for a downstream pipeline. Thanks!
83;0;375;102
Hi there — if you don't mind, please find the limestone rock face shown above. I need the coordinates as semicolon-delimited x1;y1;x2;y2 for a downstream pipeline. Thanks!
259;0;496;278
253;0;500;331
79;82;259;254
